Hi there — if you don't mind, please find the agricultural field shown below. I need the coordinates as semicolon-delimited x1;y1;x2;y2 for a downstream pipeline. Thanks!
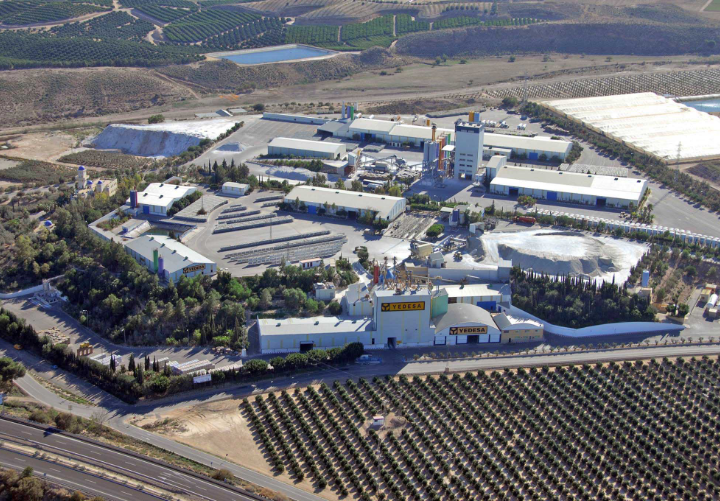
0;30;203;69
133;5;195;23
163;9;262;43
485;68;720;101
50;11;155;41
394;14;428;35
153;357;720;501
204;17;284;49
340;14;392;40
707;0;720;11
119;0;197;8
433;15;537;31
285;25;339;46
0;160;76;186
58;150;156;170
0;1;110;26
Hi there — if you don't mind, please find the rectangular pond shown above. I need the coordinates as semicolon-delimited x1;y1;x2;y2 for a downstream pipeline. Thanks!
683;98;720;113
210;44;336;65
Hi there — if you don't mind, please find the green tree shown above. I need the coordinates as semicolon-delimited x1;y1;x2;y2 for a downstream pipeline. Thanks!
0;357;26;382
244;359;268;374
148;114;165;124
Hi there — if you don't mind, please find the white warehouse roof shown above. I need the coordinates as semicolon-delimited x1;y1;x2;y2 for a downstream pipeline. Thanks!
544;92;720;161
222;182;249;189
268;137;345;155
349;118;398;133
485;133;572;155
136;183;196;209
125;235;213;274
285;185;405;220
258;316;373;336
491;166;647;202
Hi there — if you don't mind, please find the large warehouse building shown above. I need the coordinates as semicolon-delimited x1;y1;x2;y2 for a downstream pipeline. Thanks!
284;185;406;221
258;280;535;353
325;117;572;161
129;183;197;216
489;164;648;208
125;235;216;282
544;92;720;162
268;137;346;159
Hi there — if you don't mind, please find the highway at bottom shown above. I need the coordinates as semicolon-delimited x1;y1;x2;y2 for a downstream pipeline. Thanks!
0;418;257;501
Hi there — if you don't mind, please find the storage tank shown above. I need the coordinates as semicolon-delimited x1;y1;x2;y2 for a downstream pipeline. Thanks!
708;294;719;308
153;248;159;273
130;190;138;209
642;270;650;287
158;256;165;277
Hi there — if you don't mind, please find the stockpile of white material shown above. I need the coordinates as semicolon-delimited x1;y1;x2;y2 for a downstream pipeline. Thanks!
481;229;647;284
267;165;315;181
90;119;238;157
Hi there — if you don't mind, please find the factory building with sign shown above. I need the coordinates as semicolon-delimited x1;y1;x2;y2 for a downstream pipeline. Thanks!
124;235;216;282
258;279;537;353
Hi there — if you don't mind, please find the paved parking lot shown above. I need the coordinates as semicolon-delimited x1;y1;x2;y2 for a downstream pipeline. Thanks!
184;189;412;277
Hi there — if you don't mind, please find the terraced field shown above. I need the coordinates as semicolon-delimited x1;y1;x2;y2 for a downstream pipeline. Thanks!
163;9;263;43
0;1;110;26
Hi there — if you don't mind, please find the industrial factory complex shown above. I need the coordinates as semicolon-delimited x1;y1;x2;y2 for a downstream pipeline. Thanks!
79;91;719;358
257;265;535;354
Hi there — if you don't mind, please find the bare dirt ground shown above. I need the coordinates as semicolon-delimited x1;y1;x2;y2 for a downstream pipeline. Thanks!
0;53;710;138
2;132;76;162
134;396;342;500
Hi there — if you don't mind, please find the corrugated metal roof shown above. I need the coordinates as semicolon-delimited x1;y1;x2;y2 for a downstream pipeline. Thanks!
441;283;509;298
493;312;543;330
268;137;345;154
349;118;397;133
285;186;404;219
258;316;372;336
491;166;647;201
223;182;249;189
125;235;213;273
318;121;350;135
484;133;572;154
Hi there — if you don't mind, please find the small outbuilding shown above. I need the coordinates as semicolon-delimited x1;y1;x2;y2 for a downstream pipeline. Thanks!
222;182;249;197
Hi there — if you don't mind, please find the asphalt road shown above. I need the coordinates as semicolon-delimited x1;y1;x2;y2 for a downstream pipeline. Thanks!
0;418;255;501
1;366;322;501
0;444;159;501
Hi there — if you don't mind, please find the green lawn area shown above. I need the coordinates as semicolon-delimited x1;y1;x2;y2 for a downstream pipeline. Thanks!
706;0;720;11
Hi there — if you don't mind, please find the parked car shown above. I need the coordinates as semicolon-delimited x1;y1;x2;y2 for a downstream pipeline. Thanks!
357;354;382;365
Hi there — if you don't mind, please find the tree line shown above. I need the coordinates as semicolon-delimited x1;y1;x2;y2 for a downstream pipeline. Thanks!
511;267;656;328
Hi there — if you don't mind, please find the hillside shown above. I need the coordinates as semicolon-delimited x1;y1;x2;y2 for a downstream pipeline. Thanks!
0;67;195;127
395;21;720;58
159;47;406;92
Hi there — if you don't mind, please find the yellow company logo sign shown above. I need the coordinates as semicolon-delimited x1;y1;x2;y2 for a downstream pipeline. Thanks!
381;301;425;312
183;264;205;274
449;326;487;335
